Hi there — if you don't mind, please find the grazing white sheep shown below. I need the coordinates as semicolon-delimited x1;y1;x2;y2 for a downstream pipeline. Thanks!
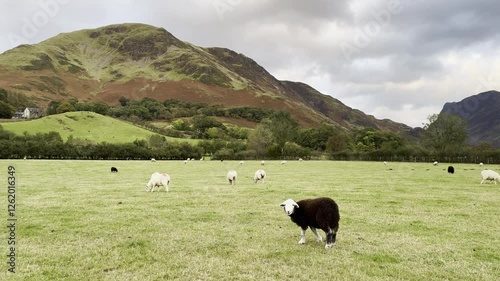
280;197;340;249
479;162;483;166
145;172;170;192
260;160;265;166
298;158;303;161
281;160;287;165
184;160;188;164
433;161;438;166
151;158;156;162
239;161;244;165
253;169;266;184
480;169;500;184
227;170;237;186
383;161;387;165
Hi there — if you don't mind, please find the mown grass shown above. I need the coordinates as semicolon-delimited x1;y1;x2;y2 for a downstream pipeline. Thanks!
0;112;196;144
0;160;499;280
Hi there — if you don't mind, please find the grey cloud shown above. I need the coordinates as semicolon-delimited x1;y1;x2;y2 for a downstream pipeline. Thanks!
1;0;500;127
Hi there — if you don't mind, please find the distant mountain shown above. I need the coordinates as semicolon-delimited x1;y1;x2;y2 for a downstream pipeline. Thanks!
0;23;413;134
441;91;500;147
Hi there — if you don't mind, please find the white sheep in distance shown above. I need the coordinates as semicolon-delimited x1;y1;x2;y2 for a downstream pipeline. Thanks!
239;161;244;165
151;158;156;162
480;169;500;184
479;162;484;166
145;172;170;192
280;197;340;249
281;160;287;165
227;170;237;186
433;161;438;166
260;160;265;166
253;169;266;184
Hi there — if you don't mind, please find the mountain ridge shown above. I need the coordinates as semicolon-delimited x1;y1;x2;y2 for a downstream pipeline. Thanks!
441;90;500;147
0;23;413;134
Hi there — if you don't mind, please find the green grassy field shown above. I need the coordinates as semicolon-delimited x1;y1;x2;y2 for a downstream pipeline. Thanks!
1;160;499;280
0;112;197;144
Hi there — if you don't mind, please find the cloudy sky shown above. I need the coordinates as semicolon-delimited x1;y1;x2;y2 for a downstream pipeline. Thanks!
1;0;500;127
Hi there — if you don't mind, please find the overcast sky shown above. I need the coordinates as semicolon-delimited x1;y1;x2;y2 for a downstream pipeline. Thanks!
1;0;500;127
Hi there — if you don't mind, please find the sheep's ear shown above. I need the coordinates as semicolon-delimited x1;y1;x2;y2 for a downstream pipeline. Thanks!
293;202;299;208
279;203;285;207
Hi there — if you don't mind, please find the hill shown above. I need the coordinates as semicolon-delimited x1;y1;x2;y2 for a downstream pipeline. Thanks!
440;90;500;147
1;111;196;144
0;23;413;134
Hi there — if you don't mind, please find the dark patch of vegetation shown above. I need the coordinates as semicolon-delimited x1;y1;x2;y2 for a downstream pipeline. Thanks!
117;29;179;60
104;25;128;35
39;76;67;92
21;54;55;71
109;40;120;49
152;60;172;72
171;54;232;86
89;31;101;38
68;64;85;74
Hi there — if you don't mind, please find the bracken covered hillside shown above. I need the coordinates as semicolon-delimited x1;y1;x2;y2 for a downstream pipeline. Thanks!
0;23;413;135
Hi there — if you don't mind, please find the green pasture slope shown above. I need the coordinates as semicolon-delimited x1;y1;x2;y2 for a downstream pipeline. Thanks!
0;112;197;144
1;160;499;280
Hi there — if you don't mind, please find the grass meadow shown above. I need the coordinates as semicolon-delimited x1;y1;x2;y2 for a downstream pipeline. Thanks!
0;112;198;144
1;160;499;280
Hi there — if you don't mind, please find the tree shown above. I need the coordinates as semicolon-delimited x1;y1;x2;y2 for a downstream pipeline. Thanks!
119;96;129;106
326;129;350;153
247;123;274;158
56;100;75;114
0;101;13;118
192;115;225;139
265;111;298;157
422;113;468;153
149;134;167;149
0;88;7;101
46;100;61;115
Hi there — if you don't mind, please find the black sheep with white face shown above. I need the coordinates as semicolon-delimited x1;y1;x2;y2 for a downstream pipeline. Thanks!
280;197;340;249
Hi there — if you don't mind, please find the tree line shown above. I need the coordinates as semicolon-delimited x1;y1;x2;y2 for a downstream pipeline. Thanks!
1;91;500;162
1;109;500;163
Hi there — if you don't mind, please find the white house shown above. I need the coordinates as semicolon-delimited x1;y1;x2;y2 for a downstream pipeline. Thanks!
22;108;44;119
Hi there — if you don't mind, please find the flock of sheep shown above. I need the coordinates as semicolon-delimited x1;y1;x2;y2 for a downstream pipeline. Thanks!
139;159;341;249
108;159;499;250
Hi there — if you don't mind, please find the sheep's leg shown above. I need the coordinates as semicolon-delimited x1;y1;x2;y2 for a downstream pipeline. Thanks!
310;227;323;243
298;228;306;244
